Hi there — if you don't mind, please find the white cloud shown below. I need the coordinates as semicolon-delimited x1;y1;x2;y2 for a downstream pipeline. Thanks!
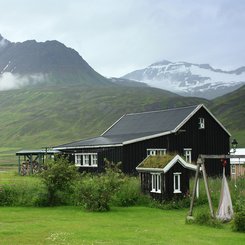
0;73;46;91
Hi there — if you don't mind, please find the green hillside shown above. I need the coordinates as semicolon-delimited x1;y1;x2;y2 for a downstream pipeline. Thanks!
0;84;207;149
210;85;245;146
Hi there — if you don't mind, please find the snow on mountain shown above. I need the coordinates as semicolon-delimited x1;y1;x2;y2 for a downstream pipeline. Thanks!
122;60;245;99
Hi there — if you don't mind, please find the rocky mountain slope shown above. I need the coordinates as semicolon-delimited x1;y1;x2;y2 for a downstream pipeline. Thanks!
0;34;110;90
122;60;245;99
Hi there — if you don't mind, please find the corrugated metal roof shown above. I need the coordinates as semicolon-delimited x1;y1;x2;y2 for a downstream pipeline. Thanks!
102;105;199;136
55;104;229;149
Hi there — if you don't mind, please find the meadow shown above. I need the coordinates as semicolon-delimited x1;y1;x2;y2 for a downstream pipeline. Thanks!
0;169;245;244
0;206;245;245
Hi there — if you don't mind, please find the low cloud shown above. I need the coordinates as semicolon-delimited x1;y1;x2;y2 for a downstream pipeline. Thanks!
0;72;46;91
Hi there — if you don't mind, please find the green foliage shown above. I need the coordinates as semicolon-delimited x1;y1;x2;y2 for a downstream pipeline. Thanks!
39;156;78;206
0;181;46;206
186;209;222;228
78;162;124;211
232;210;245;232
112;176;152;207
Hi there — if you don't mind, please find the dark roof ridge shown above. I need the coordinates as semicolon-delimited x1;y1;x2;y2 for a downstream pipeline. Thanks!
125;104;201;116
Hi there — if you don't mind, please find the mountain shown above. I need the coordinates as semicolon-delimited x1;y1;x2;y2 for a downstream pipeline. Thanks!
210;85;245;146
0;34;110;90
0;34;244;165
122;60;245;99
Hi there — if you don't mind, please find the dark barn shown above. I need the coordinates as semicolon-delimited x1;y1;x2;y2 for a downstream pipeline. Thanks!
55;104;230;176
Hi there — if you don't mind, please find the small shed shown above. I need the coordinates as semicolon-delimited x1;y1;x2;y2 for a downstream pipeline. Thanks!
16;149;61;175
230;148;245;179
136;154;197;200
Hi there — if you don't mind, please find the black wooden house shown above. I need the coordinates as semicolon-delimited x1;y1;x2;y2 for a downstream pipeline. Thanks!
55;104;231;176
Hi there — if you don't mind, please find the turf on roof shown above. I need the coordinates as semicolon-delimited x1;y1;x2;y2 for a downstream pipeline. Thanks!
140;154;176;169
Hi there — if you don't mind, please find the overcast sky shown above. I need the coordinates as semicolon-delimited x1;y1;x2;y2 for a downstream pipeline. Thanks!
0;0;244;77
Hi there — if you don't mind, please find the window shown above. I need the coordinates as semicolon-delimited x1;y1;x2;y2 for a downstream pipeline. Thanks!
83;154;90;166
199;118;205;129
184;148;192;163
231;165;236;175
151;173;161;193
173;173;181;193
91;154;98;166
147;149;166;156
75;153;98;167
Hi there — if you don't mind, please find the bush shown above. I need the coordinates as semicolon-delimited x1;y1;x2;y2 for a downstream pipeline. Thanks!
232;211;245;232
78;162;124;211
39;156;79;206
0;181;46;206
186;210;222;228
112;177;151;207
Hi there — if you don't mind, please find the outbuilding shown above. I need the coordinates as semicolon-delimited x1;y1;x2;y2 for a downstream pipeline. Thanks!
136;154;197;200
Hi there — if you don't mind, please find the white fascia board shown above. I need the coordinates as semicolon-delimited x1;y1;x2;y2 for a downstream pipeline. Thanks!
100;114;125;136
174;104;202;132
136;167;164;173
201;104;231;136
163;155;197;173
54;144;123;150
123;131;172;145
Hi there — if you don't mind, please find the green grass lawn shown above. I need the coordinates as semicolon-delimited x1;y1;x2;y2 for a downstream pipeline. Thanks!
0;206;244;245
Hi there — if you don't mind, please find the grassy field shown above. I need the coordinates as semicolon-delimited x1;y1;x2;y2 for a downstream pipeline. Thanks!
0;206;244;245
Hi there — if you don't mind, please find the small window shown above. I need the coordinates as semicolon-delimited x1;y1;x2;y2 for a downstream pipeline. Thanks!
231;165;236;175
151;173;161;193
184;148;192;163
147;149;166;156
173;173;181;193
75;154;82;166
83;154;90;166
199;118;205;129
91;154;98;166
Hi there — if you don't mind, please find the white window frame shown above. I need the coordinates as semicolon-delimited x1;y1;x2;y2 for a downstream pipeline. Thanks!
147;148;166;156
173;172;181;194
75;154;82;166
91;153;98;167
199;118;205;129
151;173;161;193
231;165;236;175
75;153;98;167
184;148;192;163
83;154;90;166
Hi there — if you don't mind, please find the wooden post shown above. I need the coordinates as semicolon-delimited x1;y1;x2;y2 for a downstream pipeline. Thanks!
188;158;201;216
202;161;215;218
18;156;21;175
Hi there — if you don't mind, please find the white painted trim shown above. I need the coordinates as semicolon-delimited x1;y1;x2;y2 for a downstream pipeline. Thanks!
174;104;202;132
201;104;231;136
173;172;181;193
136;167;164;173
100;114;125;136
123;131;173;145
163;155;196;173
54;143;123;150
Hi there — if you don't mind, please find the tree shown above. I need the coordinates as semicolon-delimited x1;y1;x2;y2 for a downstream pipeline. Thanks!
39;156;78;206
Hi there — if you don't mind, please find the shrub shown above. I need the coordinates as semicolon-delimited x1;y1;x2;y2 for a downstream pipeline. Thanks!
186;210;222;228
0;181;46;206
232;211;245;232
39;156;79;206
78;162;124;211
112;177;151;207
